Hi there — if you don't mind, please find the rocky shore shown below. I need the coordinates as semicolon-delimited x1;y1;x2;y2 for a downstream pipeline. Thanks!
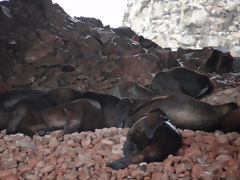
0;127;240;180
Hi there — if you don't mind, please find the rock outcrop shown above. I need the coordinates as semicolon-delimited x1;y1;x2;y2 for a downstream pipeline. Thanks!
123;0;240;57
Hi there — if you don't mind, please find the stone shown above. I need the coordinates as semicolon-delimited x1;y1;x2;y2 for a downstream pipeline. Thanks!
215;154;233;162
1;174;20;180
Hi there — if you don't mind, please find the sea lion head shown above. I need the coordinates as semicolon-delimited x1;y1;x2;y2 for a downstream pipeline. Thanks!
127;117;147;149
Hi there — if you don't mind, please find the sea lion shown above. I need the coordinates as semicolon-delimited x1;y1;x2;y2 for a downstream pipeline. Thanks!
41;87;82;106
6;96;53;134
0;89;44;110
101;81;155;99
6;87;82;134
107;110;182;170
0;89;43;131
81;92;132;128
129;93;238;131
17;98;105;137
150;67;213;98
0;108;8;130
220;108;240;133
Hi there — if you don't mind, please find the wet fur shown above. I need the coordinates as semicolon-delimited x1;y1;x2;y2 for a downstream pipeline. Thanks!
129;94;238;131
18;98;105;137
107;111;182;170
150;67;213;98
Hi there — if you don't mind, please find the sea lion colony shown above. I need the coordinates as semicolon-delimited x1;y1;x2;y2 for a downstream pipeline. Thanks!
0;67;239;170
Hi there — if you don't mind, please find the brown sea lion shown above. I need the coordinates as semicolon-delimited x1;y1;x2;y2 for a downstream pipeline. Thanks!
0;89;44;131
220;108;240;133
107;110;182;170
101;81;155;99
0;89;44;110
0;108;8;130
129;94;238;131
81;92;132;128
17;98;105;137
6;88;82;134
150;67;213;98
41;87;82;106
6;96;53;134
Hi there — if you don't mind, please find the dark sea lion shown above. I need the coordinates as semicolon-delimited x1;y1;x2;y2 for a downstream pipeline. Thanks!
150;67;213;98
129;94;238;131
102;81;155;99
6;96;53;134
81;92;131;128
18;98;105;136
41;87;82;106
0;108;8;130
220;108;240;133
0;89;43;110
107;110;182;170
6;88;82;134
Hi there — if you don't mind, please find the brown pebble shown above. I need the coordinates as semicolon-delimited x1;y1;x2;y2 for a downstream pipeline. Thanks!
182;130;195;137
216;135;229;144
1;174;20;180
50;130;64;138
215;154;232;162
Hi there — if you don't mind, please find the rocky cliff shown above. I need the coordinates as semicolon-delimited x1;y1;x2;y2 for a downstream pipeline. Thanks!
123;0;240;57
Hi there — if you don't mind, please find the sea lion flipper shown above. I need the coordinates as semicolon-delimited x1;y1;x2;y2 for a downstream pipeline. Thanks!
37;126;61;136
107;156;132;170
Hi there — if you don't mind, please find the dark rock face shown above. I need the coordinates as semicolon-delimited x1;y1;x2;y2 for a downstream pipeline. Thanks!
0;0;238;94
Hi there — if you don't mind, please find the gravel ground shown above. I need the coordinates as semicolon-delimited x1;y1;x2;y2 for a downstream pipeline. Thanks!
0;128;240;180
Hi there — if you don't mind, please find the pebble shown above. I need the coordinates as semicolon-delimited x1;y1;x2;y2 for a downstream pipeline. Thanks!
0;126;239;179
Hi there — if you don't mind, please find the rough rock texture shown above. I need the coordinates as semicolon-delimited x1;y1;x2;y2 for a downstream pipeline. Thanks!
123;0;240;57
0;128;240;179
0;0;164;91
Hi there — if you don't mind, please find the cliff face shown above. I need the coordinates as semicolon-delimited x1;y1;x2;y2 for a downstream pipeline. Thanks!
0;0;162;92
123;0;240;57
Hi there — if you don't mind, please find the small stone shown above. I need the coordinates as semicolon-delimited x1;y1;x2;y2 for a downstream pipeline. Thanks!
183;137;195;146
23;173;40;180
203;135;216;144
233;137;240;146
184;146;202;160
192;164;204;178
81;138;91;147
50;130;64;138
101;139;114;145
49;137;59;151
4;158;17;168
1;174;20;180
116;169;128;179
182;130;195;137
215;154;232;161
18;165;32;175
64;171;78;179
175;163;187;174
152;172;163;180
41;164;55;173
28;156;42;168
216;135;229;144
